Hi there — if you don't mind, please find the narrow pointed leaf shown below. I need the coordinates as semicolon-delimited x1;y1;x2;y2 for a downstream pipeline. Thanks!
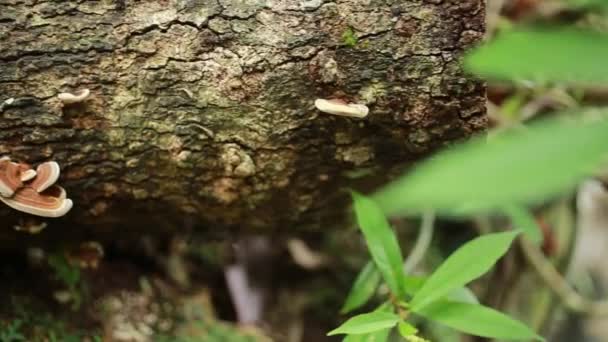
402;275;478;304
410;231;519;311
351;192;407;298
567;0;608;8
505;205;543;244
343;328;391;342
374;116;608;216
342;261;382;314
397;321;418;338
446;286;479;305
417;301;544;341
328;311;400;336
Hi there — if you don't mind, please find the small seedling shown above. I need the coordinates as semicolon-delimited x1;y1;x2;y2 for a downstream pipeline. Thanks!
0;319;26;341
330;193;544;341
48;254;85;311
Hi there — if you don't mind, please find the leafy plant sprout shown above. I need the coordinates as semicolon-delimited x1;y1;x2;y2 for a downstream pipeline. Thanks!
331;193;543;341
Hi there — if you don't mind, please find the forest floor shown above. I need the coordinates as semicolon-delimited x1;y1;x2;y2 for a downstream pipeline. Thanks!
0;232;353;342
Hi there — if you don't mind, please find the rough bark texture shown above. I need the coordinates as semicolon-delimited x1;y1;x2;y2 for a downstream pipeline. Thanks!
0;0;486;235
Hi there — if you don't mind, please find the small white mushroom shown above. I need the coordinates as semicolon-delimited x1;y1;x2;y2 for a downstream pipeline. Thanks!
314;98;369;118
57;89;90;104
14;219;47;234
20;169;37;182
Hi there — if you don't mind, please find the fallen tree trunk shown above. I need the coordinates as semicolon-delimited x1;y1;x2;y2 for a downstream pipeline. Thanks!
0;0;486;237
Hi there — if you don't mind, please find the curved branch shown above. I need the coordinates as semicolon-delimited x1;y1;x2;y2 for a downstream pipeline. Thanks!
404;210;435;273
519;237;608;316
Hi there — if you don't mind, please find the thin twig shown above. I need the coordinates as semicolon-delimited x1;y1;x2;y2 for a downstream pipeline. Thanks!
519;237;608;316
486;0;507;37
404;211;435;273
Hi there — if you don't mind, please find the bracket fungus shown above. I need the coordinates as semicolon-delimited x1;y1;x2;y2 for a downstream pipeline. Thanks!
0;157;73;218
20;169;37;182
30;161;60;193
57;89;90;104
0;158;24;197
0;186;73;218
314;98;369;118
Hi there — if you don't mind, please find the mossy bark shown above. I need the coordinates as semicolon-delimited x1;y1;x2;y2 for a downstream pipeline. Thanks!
0;0;486;238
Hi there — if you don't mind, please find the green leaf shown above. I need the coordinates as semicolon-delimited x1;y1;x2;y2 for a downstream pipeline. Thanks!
352;192;407;298
567;0;608;9
342;261;382;314
402;275;425;296
410;231;519;311
374;116;608;216
464;28;608;85
500;91;527;120
505;205;543;244
397;321;418;338
328;311;400;336
446;286;479;305
343;329;391;342
417;301;544;341
401;275;478;304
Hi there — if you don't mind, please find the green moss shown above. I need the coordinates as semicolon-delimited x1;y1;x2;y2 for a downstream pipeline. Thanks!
342;27;358;47
0;319;26;341
3;296;101;342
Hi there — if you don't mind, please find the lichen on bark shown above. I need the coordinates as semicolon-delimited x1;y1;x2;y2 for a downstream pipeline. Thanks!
0;0;486;235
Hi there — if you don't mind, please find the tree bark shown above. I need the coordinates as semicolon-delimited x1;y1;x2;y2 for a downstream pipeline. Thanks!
0;0;486;237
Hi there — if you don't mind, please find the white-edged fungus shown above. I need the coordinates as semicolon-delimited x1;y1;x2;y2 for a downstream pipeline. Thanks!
30;161;60;193
0;157;73;218
20;169;37;182
0;185;73;218
57;89;90;104
314;98;369;118
0;158;24;198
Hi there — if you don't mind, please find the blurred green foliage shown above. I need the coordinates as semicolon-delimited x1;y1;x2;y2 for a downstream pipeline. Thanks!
374;116;608;217
465;28;608;85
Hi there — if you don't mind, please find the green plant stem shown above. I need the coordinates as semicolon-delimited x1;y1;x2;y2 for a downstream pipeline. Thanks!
519;237;608;315
404;211;435;273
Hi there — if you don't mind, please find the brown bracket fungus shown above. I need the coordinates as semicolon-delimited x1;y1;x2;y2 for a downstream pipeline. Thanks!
314;98;369;118
0;185;73;218
30;161;60;193
57;89;90;105
0;158;72;218
0;157;25;197
20;169;37;182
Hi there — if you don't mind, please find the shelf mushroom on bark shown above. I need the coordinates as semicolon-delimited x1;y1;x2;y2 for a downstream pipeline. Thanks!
0;157;73;218
314;98;369;118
